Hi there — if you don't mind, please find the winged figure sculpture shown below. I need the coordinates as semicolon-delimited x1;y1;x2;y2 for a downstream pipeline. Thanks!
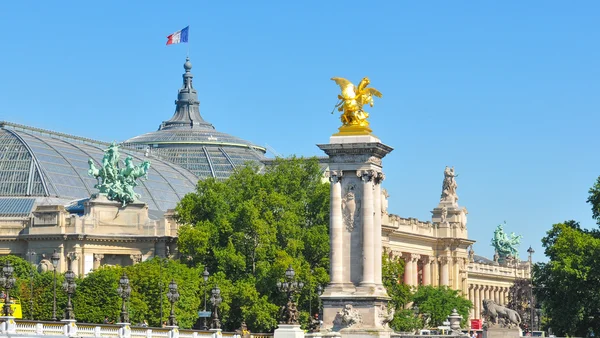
331;77;382;128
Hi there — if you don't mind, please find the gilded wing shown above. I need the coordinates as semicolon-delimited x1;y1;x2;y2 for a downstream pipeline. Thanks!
331;77;355;92
362;87;383;98
357;77;370;93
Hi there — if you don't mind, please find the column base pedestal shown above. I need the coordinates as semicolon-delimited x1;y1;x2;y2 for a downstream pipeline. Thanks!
274;324;304;338
61;319;78;337
0;316;16;334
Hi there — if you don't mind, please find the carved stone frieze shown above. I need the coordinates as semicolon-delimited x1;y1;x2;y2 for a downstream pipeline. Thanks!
379;304;395;327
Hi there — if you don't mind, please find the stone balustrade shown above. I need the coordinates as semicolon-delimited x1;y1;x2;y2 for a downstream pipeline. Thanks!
0;319;273;338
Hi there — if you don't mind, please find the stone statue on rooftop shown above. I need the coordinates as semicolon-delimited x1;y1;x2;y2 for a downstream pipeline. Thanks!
491;223;522;260
331;77;382;132
88;142;150;206
440;166;458;204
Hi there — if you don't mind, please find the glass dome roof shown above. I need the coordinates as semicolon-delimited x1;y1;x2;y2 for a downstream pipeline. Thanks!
123;57;267;179
0;122;199;212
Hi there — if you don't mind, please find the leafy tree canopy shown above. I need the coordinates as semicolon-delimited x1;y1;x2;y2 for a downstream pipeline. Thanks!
175;157;330;332
534;221;600;337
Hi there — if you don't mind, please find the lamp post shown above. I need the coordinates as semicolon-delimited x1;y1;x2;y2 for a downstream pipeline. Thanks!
51;250;60;321
202;267;210;330
27;250;36;320
117;272;131;323
527;246;535;332
62;261;76;320
210;284;222;330
0;261;16;317
316;285;323;321
166;279;180;327
276;265;304;324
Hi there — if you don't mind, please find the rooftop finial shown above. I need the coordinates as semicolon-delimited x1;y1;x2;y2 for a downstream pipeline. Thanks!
184;57;192;72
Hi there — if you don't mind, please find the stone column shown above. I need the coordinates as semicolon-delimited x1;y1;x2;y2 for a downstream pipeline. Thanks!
468;285;474;319
373;172;384;287
439;256;449;286
493;286;499;303
474;285;480;319
422;256;431;285
358;170;375;287
403;253;413;286
484;285;490;302
503;287;509;305
329;171;343;286
411;254;420;286
93;254;104;270
431;257;438;287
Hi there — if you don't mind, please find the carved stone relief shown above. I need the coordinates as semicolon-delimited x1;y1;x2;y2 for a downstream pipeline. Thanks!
333;304;362;329
342;184;360;231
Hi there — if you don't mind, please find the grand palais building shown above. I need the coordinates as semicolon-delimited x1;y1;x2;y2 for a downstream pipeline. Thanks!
0;58;530;320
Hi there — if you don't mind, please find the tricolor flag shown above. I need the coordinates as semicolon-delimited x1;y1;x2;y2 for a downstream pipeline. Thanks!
166;26;189;45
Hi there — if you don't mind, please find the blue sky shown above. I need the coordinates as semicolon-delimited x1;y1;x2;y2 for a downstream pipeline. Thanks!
1;1;599;262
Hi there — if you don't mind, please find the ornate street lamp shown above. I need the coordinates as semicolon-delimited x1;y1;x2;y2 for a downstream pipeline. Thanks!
316;285;323;321
0;261;17;317
166;279;180;326
117;272;131;323
276;265;304;324
51;250;60;321
202;267;210;330
527;246;535;332
210;284;222;330
62;262;77;320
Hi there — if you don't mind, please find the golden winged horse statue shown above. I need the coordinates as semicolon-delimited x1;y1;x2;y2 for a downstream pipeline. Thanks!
331;77;382;132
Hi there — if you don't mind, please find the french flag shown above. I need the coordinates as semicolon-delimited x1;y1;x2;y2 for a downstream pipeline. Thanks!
166;26;189;45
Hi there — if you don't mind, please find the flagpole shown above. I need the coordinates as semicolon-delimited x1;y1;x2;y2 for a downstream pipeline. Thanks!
187;24;190;58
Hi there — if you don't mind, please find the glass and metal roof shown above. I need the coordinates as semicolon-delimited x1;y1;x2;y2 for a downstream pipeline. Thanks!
0;122;199;212
124;57;267;179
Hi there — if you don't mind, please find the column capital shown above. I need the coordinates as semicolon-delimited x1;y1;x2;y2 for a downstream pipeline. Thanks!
420;255;431;264
130;254;143;264
374;171;385;185
93;253;104;262
328;170;343;183
411;253;421;262
356;169;375;182
439;256;449;264
68;252;80;261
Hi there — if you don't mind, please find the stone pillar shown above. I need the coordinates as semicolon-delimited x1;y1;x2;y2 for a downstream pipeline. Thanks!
474;285;480;319
93;254;104;270
468;286;474;319
484;285;490;302
479;286;485;318
318;134;393;337
358;170;375;287
403;253;413;286
439;256;449;286
373;172;384;287
329;171;343;286
422;256;431;285
431;257;438;287
493;287;499;303
411;254;420;286
503;287;508;305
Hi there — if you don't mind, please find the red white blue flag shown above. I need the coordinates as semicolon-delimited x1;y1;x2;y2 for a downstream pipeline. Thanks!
166;26;189;45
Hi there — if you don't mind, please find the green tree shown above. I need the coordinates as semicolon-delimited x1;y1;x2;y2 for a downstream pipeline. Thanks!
411;286;472;328
175;157;330;332
507;278;533;332
381;253;414;332
73;266;122;324
534;221;600;337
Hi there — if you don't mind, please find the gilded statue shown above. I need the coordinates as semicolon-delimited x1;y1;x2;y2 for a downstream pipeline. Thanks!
331;77;382;133
88;142;150;206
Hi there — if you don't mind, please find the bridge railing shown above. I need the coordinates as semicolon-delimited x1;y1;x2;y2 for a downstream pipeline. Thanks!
4;320;273;338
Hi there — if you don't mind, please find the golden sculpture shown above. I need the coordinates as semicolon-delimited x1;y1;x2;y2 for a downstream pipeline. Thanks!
331;77;382;135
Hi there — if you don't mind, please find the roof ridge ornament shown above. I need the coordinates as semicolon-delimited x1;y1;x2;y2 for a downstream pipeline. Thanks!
87;142;151;206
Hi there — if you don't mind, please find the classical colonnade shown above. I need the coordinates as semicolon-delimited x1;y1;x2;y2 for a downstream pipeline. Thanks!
386;251;469;292
468;284;511;319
